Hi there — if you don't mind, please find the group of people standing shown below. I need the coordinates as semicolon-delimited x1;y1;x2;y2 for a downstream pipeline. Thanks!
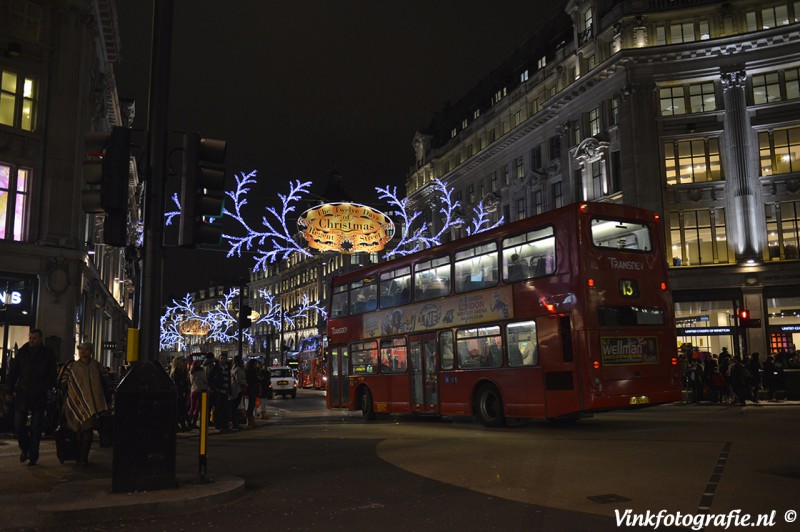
6;329;108;467
168;352;272;434
682;347;784;405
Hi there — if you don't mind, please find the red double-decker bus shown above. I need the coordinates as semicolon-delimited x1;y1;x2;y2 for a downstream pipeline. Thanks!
326;202;682;426
297;335;326;389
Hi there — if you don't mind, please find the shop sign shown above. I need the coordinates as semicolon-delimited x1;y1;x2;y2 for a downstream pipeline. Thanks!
297;202;395;254
676;326;732;335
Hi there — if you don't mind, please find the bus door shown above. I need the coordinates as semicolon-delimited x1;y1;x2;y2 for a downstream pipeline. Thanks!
409;333;438;414
327;345;350;408
538;315;582;418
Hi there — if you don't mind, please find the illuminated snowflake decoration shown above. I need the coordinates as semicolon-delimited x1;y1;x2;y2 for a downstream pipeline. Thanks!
465;199;505;236
223;171;312;271
164;193;181;227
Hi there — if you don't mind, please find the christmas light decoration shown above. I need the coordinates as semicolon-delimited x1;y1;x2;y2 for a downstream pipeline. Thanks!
223;171;312;271
164;193;181;226
465;199;505;236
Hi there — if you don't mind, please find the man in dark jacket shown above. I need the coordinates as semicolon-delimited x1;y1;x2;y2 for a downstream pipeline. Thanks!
8;329;57;466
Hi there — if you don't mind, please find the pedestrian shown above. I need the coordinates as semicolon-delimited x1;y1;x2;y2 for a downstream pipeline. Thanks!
258;363;271;419
188;359;207;429
729;356;752;405
746;352;762;403
244;358;259;428
170;356;190;431
8;329;57;466
229;355;247;430
688;358;704;404
762;355;778;402
61;342;108;466
205;353;230;432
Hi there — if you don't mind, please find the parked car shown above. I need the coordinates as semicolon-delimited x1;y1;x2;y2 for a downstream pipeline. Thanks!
270;366;297;398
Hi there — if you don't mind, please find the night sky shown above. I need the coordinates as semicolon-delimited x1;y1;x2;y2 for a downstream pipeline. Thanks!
114;0;557;299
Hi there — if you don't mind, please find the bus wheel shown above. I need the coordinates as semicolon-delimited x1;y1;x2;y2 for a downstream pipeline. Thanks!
361;388;377;421
475;384;505;427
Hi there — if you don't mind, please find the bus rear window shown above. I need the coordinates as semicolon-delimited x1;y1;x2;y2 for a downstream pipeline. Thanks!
597;306;664;326
591;218;652;252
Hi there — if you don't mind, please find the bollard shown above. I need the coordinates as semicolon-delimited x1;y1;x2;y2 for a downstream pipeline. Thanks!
198;389;211;483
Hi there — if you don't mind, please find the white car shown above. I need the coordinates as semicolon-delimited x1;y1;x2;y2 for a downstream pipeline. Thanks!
270;366;297;398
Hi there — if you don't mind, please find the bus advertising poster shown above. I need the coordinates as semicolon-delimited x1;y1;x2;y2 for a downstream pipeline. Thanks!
600;336;659;365
362;286;514;339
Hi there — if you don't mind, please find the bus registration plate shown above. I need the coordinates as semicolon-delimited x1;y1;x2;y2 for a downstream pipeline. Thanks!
629;396;650;405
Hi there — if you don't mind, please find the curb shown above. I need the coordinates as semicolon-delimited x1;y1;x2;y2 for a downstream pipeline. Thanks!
38;474;245;524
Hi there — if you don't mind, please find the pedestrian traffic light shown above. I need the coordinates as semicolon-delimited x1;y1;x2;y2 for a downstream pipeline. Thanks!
239;305;252;329
178;132;227;247
738;309;750;328
81;127;132;247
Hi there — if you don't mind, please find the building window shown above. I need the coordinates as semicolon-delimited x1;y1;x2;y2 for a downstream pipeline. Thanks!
699;19;710;40
552;181;562;208
0;163;29;241
516;197;525;220
514;110;523;127
787;68;800;99
610;97;620;125
571;120;581;147
462;119;468;129
0;69;37;131
689;82;716;112
656;26;667;45
450;127;457;138
489;171;497;192
588;107;601;136
531;144;542;170
466;145;474;158
9;0;42;42
753;72;782;104
669;209;729;266
762;5;790;28
488;129;496;143
502;165;509;186
473;108;480;120
537;56;546;70
514;157;524;180
664;138;723;185
670;22;695;43
468;184;475;204
529;98;540;116
585;54;596;71
660;86;685;116
549;136;561;160
766;202;800;260
492;87;507;104
533;190;543;215
520;69;529;82
759;126;800;176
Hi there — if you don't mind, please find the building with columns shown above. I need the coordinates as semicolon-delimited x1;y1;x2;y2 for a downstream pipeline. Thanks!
405;0;800;359
0;0;139;372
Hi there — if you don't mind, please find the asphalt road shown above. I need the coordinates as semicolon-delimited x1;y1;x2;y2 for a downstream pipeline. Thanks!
4;391;799;531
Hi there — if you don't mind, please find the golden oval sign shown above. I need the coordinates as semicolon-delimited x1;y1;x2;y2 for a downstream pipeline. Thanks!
298;202;395;254
177;318;211;336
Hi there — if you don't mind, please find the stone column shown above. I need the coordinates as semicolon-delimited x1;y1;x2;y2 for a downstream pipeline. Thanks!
721;69;761;262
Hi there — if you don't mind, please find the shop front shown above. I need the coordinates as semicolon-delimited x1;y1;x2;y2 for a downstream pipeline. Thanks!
0;274;38;380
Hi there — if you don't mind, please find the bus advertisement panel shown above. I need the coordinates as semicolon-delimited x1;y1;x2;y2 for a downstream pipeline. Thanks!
326;202;682;426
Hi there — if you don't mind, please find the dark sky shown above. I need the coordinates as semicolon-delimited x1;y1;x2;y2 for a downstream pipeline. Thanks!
114;0;555;299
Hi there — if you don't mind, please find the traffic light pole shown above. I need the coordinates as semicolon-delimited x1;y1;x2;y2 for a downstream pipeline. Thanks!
238;282;244;361
139;0;173;359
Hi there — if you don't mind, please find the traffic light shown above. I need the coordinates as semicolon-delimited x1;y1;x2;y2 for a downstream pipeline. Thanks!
81;127;131;247
239;305;252;329
738;309;750;328
178;132;227;247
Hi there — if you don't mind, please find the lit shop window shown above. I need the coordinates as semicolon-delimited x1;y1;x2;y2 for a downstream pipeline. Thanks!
664;138;723;185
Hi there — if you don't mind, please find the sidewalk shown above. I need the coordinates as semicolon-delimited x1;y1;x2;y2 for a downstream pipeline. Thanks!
0;407;282;529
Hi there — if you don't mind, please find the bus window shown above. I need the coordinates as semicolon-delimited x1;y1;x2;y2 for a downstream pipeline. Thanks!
502;226;555;281
331;285;348;318
597;306;664;326
439;330;454;370
455;242;498;293
380;337;407;373
380;266;411;308
456;326;501;369
590;218;652;251
350;278;378;314
414;255;451;301
351;341;378;375
506;321;538;366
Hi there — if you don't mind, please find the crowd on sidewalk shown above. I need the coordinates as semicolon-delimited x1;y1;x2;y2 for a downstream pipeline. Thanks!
168;352;272;434
679;347;796;405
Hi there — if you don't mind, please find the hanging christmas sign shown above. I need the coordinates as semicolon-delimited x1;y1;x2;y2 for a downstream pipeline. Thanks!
298;203;395;254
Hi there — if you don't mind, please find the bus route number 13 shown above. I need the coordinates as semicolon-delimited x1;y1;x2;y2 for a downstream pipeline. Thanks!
619;279;639;298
